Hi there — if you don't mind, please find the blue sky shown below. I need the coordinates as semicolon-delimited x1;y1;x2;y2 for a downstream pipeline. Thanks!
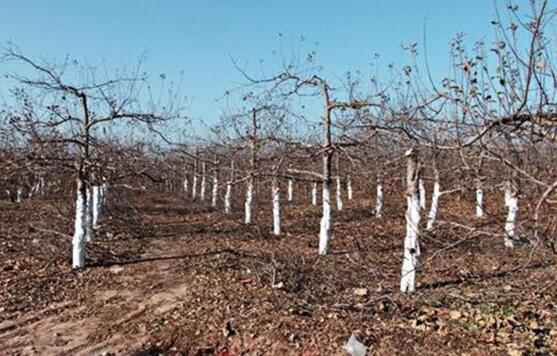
0;1;498;125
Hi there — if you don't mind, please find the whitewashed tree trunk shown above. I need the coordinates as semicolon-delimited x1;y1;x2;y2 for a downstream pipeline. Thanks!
272;179;281;236
200;163;206;200
336;177;343;211
419;179;426;209
311;182;318;205
5;189;12;202
16;187;23;203
212;175;218;207
72;181;87;268
92;185;101;229
29;181;39;199
192;174;198;200
475;186;484;218
183;176;189;194
244;177;254;224
224;182;232;214
401;148;421;293
33;180;40;196
85;186;94;242
101;183;108;206
504;181;519;248
319;182;332;255
375;184;384;218
287;179;294;202
347;177;353;200
426;180;440;231
39;176;45;196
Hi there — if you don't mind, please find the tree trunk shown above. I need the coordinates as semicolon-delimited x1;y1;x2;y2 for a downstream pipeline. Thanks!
244;176;253;224
311;182;318;205
16;187;23;203
212;175;218;208
101;183;108;206
85;185;94;242
225;182;232;214
347;177;353;200
419;179;426;209
375;183;384;218
39;176;45;196
504;180;519;248
72;179;87;268
426;179;440;231
319;181;332;255
183;176;189;194
318;81;333;255
225;161;234;214
92;185;101;229
400;148;421;293
192;156;198;200
192;175;197;200
200;162;206;200
336;176;343;211
287;179;294;202
475;181;484;218
272;179;281;236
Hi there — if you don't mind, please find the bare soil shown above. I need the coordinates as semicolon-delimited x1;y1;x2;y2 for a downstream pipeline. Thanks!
1;190;556;355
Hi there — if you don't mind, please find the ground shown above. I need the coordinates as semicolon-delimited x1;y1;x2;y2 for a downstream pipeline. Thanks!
1;188;556;355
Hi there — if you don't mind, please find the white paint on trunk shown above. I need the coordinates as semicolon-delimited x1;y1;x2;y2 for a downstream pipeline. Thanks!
211;175;218;207
347;178;353;200
375;184;384;218
224;182;232;214
183;177;189;194
419;179;426;209
400;194;421;293
426;181;440;231
39;176;45;196
287;179;293;202
244;177;253;224
272;180;281;235
29;181;39;198
311;182;318;205
72;185;87;268
16;187;23;203
504;187;518;248
192;175;198;199
401;148;421;293
336;177;343;211
476;188;484;218
319;183;332;255
85;186;94;243
200;171;206;200
92;185;101;229
101;183;108;206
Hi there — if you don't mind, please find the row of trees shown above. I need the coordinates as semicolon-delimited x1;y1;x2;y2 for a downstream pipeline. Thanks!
1;0;555;293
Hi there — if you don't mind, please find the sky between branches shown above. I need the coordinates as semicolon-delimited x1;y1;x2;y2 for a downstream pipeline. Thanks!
0;0;502;127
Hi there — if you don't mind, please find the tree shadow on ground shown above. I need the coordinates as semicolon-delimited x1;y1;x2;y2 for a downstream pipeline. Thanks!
88;247;263;268
422;260;554;290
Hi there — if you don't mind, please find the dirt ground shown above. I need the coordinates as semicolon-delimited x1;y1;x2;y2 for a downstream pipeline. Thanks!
1;189;556;355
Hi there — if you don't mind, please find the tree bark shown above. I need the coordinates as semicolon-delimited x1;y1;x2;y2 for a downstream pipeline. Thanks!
72;178;87;268
287;179;294;202
272;179;281;236
311;182;318;205
400;148;421;293
375;183;384;218
504;180;519;248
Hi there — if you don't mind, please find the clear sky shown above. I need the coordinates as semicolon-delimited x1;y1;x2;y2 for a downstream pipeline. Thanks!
0;1;499;125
